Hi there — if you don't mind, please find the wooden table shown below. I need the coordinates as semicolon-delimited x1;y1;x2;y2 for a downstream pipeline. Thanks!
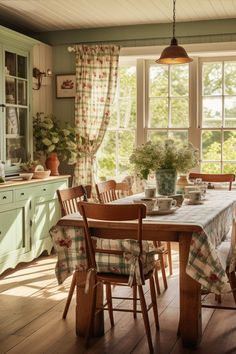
57;190;236;348
58;216;202;347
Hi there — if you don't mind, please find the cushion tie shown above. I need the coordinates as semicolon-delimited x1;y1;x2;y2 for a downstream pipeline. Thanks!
125;253;143;286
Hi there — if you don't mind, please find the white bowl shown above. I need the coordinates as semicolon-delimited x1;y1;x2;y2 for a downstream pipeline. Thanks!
19;173;33;181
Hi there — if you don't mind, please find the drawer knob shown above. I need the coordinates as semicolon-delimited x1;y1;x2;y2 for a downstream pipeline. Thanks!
21;192;25;196
3;196;6;199
43;188;46;191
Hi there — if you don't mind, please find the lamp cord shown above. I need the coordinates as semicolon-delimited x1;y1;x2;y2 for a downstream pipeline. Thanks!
173;0;176;39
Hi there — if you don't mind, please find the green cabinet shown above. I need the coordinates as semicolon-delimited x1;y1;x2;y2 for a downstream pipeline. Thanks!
0;25;37;174
0;176;68;274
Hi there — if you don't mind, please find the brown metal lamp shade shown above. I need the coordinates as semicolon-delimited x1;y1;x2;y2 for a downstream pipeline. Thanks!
156;0;193;65
156;37;193;65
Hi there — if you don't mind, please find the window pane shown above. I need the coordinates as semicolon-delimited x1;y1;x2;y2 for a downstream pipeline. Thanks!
109;104;117;129
147;130;188;146
202;131;221;160
119;98;136;129
168;131;188;145
201;162;221;173
149;66;168;97
202;62;222;96
224;97;236;127
97;131;116;180
202;97;222;128
223;131;236;161
223;163;236;173
225;62;236;95
118;131;135;158
119;66;136;98
147;130;168;143
170;64;189;97
149;98;168;128
170;98;189;128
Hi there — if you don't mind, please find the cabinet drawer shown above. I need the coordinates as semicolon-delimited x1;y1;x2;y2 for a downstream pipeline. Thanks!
34;182;66;197
0;190;13;205
15;188;32;201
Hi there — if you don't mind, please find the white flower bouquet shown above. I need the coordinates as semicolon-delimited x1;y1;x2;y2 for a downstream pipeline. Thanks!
129;139;199;180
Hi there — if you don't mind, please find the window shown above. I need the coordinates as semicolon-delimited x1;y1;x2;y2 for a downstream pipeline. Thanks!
96;65;136;181
200;59;236;173
147;62;189;145
96;55;236;181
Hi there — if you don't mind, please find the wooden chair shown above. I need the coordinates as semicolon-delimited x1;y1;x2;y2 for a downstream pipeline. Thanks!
95;179;168;293
188;173;235;191
56;184;91;318
78;202;159;352
95;180;117;203
57;184;92;216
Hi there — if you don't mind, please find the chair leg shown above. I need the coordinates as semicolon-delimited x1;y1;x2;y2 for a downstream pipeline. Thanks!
133;285;137;318
138;285;153;353
106;283;114;326
149;276;159;329
167;242;173;275
62;272;76;319
159;252;168;290
154;265;161;295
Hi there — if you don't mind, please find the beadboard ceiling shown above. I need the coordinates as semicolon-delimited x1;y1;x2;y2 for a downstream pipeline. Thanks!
0;0;236;33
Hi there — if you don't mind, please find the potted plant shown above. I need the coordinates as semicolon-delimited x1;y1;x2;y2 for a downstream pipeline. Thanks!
129;139;199;195
33;112;79;176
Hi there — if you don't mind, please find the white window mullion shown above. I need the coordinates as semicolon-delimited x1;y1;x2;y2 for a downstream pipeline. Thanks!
136;59;146;146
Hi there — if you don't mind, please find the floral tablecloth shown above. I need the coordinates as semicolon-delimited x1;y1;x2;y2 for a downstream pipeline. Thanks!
50;190;236;294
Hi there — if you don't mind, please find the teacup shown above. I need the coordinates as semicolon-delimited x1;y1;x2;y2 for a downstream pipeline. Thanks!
144;187;156;198
169;194;184;207
189;191;201;203
198;184;207;199
133;198;156;212
184;185;200;198
157;197;177;211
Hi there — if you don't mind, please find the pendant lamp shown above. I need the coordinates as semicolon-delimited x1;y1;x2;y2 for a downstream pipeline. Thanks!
156;0;193;64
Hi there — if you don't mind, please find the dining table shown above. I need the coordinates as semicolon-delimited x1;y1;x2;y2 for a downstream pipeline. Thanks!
51;189;236;348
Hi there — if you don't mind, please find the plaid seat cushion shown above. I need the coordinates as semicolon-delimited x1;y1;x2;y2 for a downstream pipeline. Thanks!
94;238;156;285
50;226;157;286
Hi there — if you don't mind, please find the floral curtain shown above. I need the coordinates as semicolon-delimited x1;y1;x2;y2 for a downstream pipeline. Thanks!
73;44;120;187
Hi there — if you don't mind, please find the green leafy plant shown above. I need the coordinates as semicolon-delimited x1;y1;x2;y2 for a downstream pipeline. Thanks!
129;139;199;180
20;160;39;172
33;112;79;164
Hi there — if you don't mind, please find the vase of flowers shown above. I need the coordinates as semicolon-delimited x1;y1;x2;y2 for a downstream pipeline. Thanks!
129;139;199;196
33;112;79;176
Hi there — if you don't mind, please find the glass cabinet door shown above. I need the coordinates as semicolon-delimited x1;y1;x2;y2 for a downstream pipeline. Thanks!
4;50;28;169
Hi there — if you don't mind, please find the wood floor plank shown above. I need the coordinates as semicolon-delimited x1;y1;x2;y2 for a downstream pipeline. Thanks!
1;253;236;354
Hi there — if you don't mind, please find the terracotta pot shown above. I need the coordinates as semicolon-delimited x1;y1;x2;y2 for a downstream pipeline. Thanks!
45;152;60;176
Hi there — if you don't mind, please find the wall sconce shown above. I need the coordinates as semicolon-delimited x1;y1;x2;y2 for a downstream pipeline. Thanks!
33;67;52;90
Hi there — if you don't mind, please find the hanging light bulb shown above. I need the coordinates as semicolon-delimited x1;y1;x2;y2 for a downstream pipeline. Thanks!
156;0;193;65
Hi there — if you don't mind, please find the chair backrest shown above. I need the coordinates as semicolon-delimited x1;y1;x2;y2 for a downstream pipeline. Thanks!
78;202;146;271
95;180;117;203
57;185;92;216
95;180;133;203
115;182;133;199
188;173;235;191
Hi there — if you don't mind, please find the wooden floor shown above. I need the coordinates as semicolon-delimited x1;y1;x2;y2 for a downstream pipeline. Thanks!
1;249;236;354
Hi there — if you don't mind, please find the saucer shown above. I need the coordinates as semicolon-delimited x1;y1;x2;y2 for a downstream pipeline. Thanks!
187;200;204;205
147;207;178;215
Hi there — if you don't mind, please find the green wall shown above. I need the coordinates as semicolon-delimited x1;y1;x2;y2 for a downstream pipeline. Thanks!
33;19;236;46
53;45;75;126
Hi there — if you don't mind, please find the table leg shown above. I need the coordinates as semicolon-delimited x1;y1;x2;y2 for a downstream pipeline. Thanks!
76;271;104;337
179;233;202;347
